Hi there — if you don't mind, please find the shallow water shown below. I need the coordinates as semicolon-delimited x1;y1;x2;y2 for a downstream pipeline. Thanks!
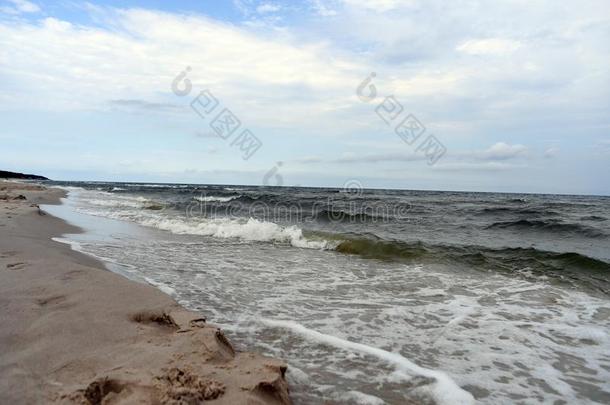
43;183;610;404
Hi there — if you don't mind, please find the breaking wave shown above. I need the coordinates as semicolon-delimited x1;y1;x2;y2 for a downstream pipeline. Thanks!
139;216;332;250
193;195;240;203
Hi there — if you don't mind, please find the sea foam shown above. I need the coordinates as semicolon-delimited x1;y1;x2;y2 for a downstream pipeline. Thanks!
260;318;475;405
192;195;239;203
140;216;331;250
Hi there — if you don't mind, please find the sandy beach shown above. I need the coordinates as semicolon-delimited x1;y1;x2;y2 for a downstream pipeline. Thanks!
0;181;291;404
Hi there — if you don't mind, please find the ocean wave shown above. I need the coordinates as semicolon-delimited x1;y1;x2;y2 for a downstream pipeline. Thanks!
61;187;610;293
581;215;607;221
193;195;240;203
139;216;332;250
479;207;559;216
135;183;189;188
506;198;528;203
322;236;610;293
84;196;150;209
334;238;428;260
233;194;280;204
314;209;381;223
486;219;606;238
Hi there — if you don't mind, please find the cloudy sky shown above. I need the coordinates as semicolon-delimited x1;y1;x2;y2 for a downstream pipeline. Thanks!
0;0;609;194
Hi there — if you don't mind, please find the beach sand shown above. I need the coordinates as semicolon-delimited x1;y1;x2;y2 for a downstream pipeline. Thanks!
0;181;291;404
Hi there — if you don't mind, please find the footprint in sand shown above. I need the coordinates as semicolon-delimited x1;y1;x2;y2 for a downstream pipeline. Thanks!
0;251;19;258
6;262;26;270
35;295;76;311
36;295;67;306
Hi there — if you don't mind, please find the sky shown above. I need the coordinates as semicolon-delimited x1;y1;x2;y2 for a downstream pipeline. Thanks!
0;0;609;195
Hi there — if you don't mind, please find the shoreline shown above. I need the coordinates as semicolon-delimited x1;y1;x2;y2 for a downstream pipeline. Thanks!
0;181;291;404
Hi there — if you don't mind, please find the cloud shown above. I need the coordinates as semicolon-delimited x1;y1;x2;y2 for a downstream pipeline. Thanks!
1;1;609;193
294;156;324;164
598;139;610;146
109;99;182;112
456;38;522;56
295;143;529;166
1;0;40;14
292;152;426;164
332;152;424;163
256;3;281;14
195;130;220;139
544;147;559;158
0;9;362;129
477;142;528;161
432;162;526;172
341;0;408;12
310;0;337;16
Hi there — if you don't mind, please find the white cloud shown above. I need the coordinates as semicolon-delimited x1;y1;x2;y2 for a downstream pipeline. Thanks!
332;152;423;163
456;38;522;56
295;143;531;166
0;8;363;129
341;0;408;12
432;162;526;172
544;147;559;158
310;0;337;16
0;1;607;193
391;71;465;96
480;142;527;160
1;0;40;14
448;143;529;162
256;3;281;14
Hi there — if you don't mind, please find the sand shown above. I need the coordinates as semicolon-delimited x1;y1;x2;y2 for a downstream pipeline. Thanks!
0;181;291;404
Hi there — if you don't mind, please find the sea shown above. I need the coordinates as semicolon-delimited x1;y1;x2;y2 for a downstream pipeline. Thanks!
41;181;610;404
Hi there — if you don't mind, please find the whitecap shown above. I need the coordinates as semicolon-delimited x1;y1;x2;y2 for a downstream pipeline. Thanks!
193;195;239;203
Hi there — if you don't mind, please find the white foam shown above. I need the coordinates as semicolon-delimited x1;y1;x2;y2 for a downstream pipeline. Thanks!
286;365;311;385
50;189;610;403
52;237;138;271
73;189;152;209
62;187;337;251
127;183;191;188
144;277;176;296
52;236;84;252
85;198;145;208
193;195;239;203
335;391;385;405
140;216;331;250
549;325;607;344
50;185;85;192
260;319;475;405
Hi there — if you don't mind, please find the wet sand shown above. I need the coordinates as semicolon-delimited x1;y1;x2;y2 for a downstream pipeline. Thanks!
0;181;291;404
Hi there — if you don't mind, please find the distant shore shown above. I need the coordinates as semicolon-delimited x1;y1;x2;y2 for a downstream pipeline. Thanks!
0;170;49;180
0;181;290;404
